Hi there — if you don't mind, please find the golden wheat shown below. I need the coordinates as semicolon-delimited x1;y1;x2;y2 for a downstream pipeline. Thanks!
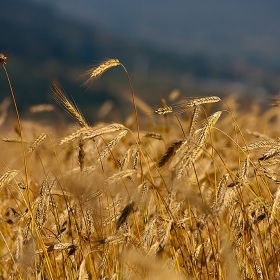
1;55;280;279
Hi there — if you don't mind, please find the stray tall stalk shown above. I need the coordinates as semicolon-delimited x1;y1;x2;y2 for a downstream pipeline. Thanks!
0;54;30;203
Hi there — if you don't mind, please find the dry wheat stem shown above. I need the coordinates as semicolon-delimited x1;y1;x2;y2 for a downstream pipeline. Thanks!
78;259;89;280
1;59;31;210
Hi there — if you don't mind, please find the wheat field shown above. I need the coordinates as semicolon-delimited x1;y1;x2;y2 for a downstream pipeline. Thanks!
0;57;280;279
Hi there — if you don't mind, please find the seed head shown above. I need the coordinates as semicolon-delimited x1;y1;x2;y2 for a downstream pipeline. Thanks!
83;59;120;86
0;54;7;65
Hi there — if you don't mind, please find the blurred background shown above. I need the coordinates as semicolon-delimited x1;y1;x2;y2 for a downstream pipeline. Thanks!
1;0;280;122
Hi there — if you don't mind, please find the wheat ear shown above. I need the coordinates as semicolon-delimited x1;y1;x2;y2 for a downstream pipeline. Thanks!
28;133;47;153
158;140;183;168
78;259;88;280
189;106;201;136
35;174;57;229
78;138;85;171
258;138;280;161
172;111;222;171
242;139;276;151
83;59;120;84
52;83;88;128
106;169;136;184
0;53;7;64
60;123;126;145
0;170;18;189
180;96;221;108
2;138;27;143
197;111;222;145
116;202;135;230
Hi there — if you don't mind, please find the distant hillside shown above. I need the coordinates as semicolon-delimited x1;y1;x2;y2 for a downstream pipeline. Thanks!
1;0;279;122
32;0;280;67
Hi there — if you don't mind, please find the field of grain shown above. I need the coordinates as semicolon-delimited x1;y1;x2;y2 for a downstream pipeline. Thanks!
0;56;280;279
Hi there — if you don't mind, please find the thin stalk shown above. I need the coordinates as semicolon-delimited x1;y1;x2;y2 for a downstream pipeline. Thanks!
120;64;144;180
120;64;141;145
1;62;30;204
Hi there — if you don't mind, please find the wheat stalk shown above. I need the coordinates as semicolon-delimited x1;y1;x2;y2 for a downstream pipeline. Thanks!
78;259;89;280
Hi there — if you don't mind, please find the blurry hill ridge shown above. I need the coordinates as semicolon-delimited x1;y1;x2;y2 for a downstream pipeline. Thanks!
33;0;280;65
1;0;280;122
